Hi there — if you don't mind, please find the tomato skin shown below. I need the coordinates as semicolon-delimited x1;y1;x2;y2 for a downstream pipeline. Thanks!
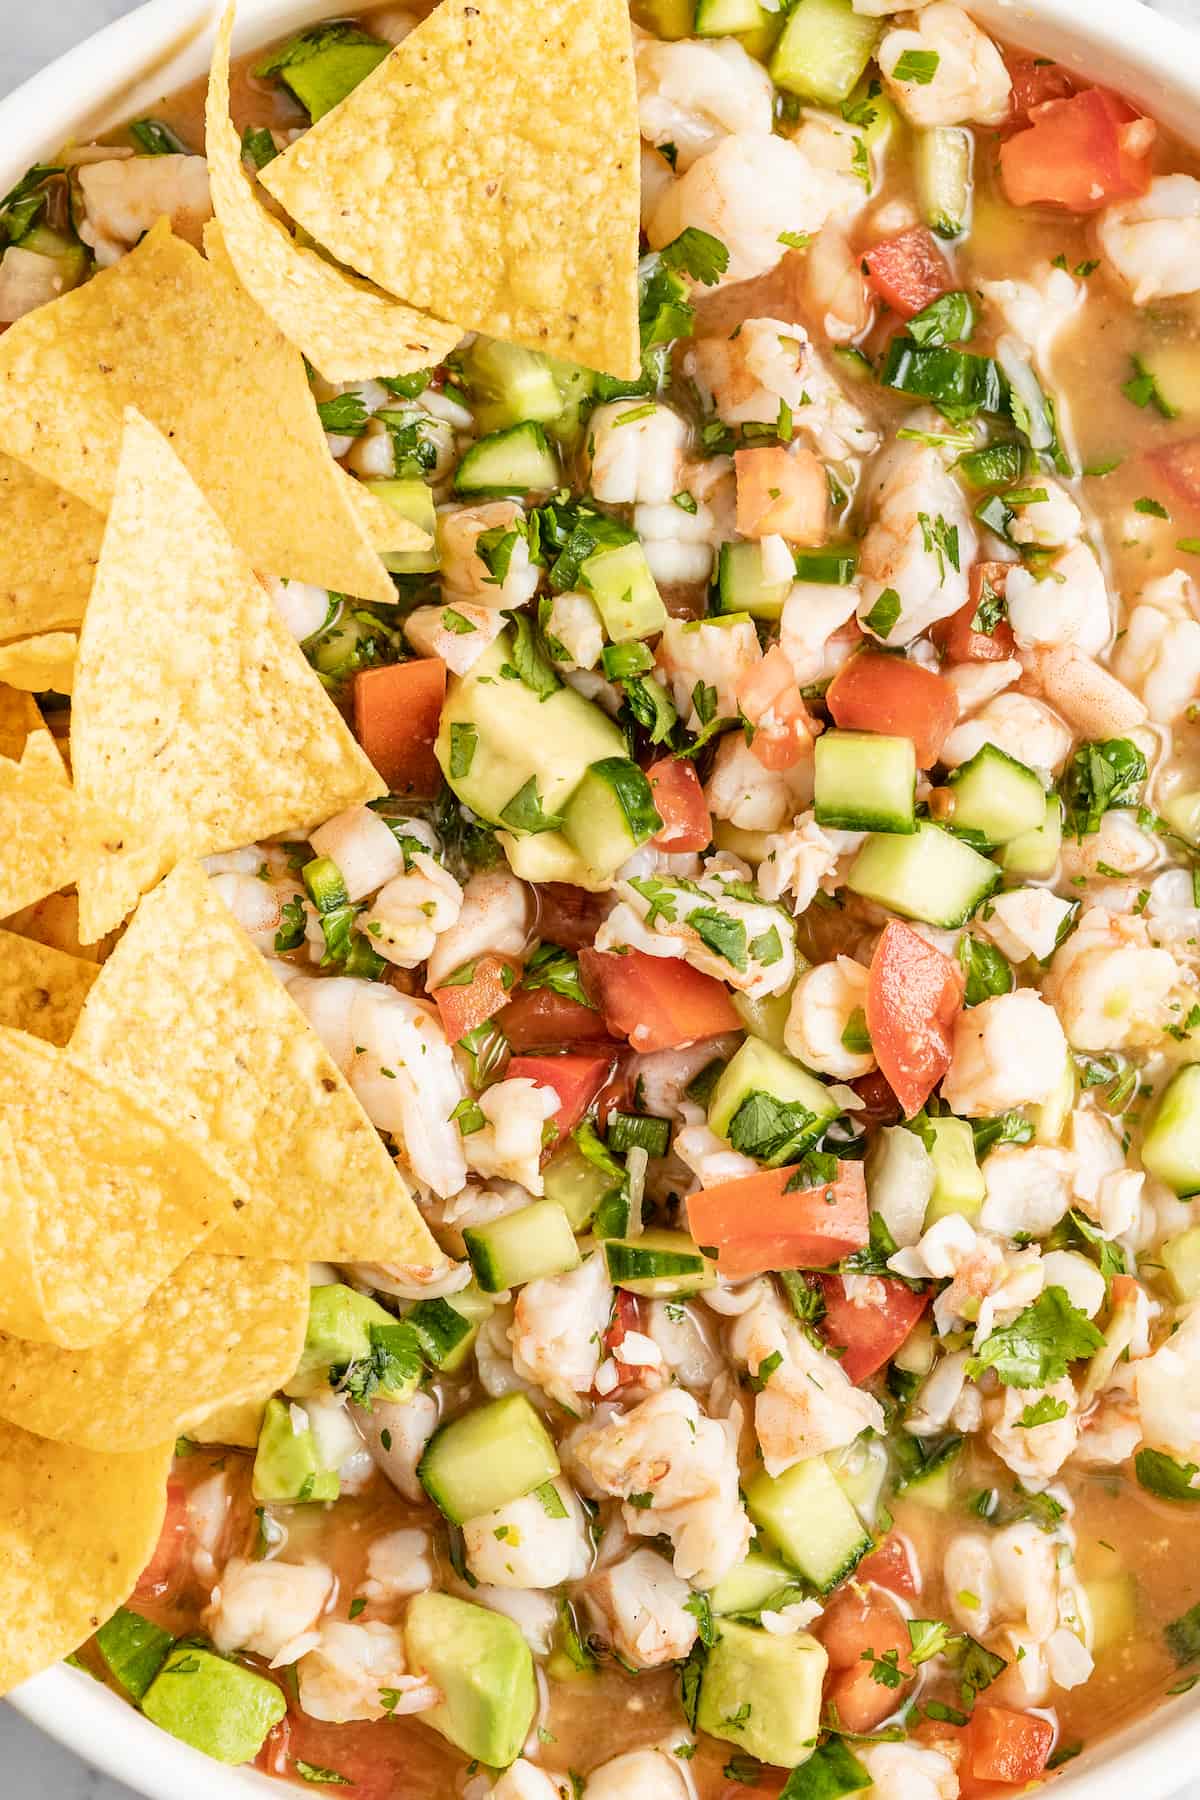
496;985;615;1054
1005;55;1077;124
579;946;741;1054
1152;437;1200;508
862;227;953;317
931;564;1016;664
597;1289;651;1396
867;921;963;1119
826;652;958;767
353;658;445;797
686;1162;868;1281
964;1706;1055;1785
857;1532;920;1599
505;1051;612;1140
817;1273;929;1383
430;953;519;1043
133;1477;189;1602
646;757;712;853
999;88;1153;212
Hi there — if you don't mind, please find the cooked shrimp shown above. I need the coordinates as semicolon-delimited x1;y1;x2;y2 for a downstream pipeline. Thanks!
1043;906;1184;1051
359;1529;435;1604
297;1620;435;1724
686;318;878;463
589;401;689;505
78;155;212;262
463;1077;559;1192
805;221;873;344
705;731;814;832
879;3;1011;127
357;853;464;969
1029;645;1147;739
206;1558;333;1666
857;442;976;644
404;602;505;676
634;34;773;171
941;990;1070;1116
656;615;761;727
542;591;606;670
583;1548;699;1669
599;853;798;999
426;868;532;988
785;955;875;1078
1113;570;1200;721
510;1252;613;1410
1099;174;1200;304
939;690;1073;775
1005;543;1112;657
757;812;856;910
463;1477;590;1589
438;501;540;609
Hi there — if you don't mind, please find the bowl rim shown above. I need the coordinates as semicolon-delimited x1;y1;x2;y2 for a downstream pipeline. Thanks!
6;0;1200;1794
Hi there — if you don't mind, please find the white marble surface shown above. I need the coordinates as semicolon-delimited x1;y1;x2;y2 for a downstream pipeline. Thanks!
1;0;1200;1793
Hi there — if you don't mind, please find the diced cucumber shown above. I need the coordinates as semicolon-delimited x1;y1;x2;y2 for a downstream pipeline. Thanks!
733;984;798;1056
923;1116;985;1225
794;546;858;584
717;541;793;621
460;337;562;433
1085;1573;1137;1652
1163;1227;1200;1302
363;477;439;574
697;1618;826;1768
406;1286;494;1374
436;636;624;829
1000;793;1063;879
746;1454;872;1591
916;126;973;239
561;757;662;876
894;1315;935;1377
1138;343;1200;418
829;1433;890;1529
710;1548;801;1617
464;1200;582;1293
498;829;609;890
543;1139;621;1232
639;0;695;38
713;820;772;864
545;359;597;448
1142;1066;1200;1197
453;422;560;495
945;744;1046;846
1161;788;1200;846
900;1439;961;1510
769;0;879;103
418;1393;560;1523
579;539;668;641
604;1228;716;1297
708;1037;840;1161
18;226;89;292
814;730;916;834
846;822;1000;928
694;0;769;34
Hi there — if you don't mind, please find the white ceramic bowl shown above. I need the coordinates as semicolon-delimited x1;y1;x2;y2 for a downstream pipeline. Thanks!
5;0;1200;1793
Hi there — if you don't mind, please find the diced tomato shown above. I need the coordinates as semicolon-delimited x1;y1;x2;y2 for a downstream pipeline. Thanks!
817;1273;929;1383
1151;437;1200;508
430;953;520;1043
856;1532;920;1599
819;1587;915;1734
646;757;712;853
931;564;1016;664
1005;55;1078;125
850;1068;903;1130
133;1477;189;1602
261;1707;453;1799
867;921;964;1119
999;87;1154;212
579;946;741;1054
826;652;958;768
496;985;616;1054
686;1162;868;1282
964;1707;1055;1786
734;444;829;544
862;227;953;318
535;882;612;950
353;657;446;798
737;643;817;772
506;1052;612;1140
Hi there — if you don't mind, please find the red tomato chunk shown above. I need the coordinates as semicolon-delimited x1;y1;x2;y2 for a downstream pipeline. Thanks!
817;1272;929;1383
505;1051;612;1140
353;658;445;797
646;757;712;853
932;564;1016;665
867;920;964;1119
686;1162;868;1282
579;946;741;1053
863;227;954;318
826;652;958;768
965;1706;1056;1785
1000;87;1154;212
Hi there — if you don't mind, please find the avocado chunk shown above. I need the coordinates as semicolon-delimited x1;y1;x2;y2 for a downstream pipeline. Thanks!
696;1617;827;1767
252;1396;339;1504
404;1592;536;1767
140;1645;286;1764
922;1115;985;1225
284;1283;397;1397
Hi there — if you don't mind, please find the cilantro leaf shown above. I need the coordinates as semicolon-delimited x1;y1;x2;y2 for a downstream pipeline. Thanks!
659;227;730;286
523;943;595;1011
1062;738;1147;838
967;1286;1103;1387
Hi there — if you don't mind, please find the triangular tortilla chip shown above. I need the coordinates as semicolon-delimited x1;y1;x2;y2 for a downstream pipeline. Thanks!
0;730;129;922
71;410;385;943
260;0;641;379
0;1028;247;1347
208;6;460;384
338;460;432;554
72;861;442;1264
0;1253;307;1453
0;928;97;1045
0;1423;172;1697
0;632;77;695
0;219;397;603
0;455;103;647
0;684;42;761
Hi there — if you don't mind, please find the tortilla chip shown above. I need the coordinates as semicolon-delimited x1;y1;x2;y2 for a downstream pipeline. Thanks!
3;893;110;965
0;219;397;604
0;929;97;1045
0;730;127;923
208;7;460;385
339;462;432;554
0;685;42;761
0;632;77;696
0;1422;172;1697
0;456;103;648
0;1028;246;1348
71;410;385;943
260;0;641;380
0;1253;307;1452
72;860;441;1264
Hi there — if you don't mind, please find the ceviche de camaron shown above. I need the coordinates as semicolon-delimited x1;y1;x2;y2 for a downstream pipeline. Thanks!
4;0;1200;1796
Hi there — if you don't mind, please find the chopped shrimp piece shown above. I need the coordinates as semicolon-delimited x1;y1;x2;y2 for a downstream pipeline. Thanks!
635;34;773;170
806;221;872;344
705;732;814;832
357;854;463;969
978;888;1076;964
857;442;976;645
656;615;761;727
583;1548;699;1669
206;1558;333;1665
589;401;689;505
979;1146;1075;1239
939;691;1072;776
360;1529;435;1604
599;854;798;999
735;444;828;544
585;1747;692;1800
980;265;1086;373
879;3;1011;127
1005;544;1111;657
780;581;862;686
1098;175;1200;304
0;246;72;322
687;318;878;462
463;1077;558;1192
857;1743;959;1800
785;955;875;1078
736;643;819;772
757;811;857;910
1043;906;1184;1051
1029;645;1147;739
438;501;540;610
988;1377;1080;1488
1113;570;1200;721
426;869;532;989
510;1253;613;1410
78;155;212;262
404;602;505;676
941;990;1069;1116
463;1478;590;1589
297;1620;434;1724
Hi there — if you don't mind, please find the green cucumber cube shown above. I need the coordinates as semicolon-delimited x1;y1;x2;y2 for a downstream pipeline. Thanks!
769;0;879;103
814;729;917;834
580;539;668;642
1142;1066;1200;1197
418;1393;560;1523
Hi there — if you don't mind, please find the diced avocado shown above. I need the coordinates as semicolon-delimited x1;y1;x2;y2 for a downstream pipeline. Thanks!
497;828;610;890
562;757;662;876
923;1115;985;1225
453;421;561;495
252;1396;339;1504
603;1227;716;1297
1084;1573;1137;1652
1163;1227;1200;1302
709;1548;800;1617
769;0;878;103
708;1037;840;1162
460;337;562;433
697;1618;826;1767
464;1200;582;1293
1142;1066;1200;1197
141;1646;286;1765
284;1283;396;1398
94;1607;174;1701
405;1592;536;1768
418;1393;560;1523
1161;788;1200;847
272;38;390;121
733;983;799;1056
746;1455;871;1591
544;1138;622;1232
436;636;624;830
363;477;439;575
713;820;772;865
580;539;668;642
